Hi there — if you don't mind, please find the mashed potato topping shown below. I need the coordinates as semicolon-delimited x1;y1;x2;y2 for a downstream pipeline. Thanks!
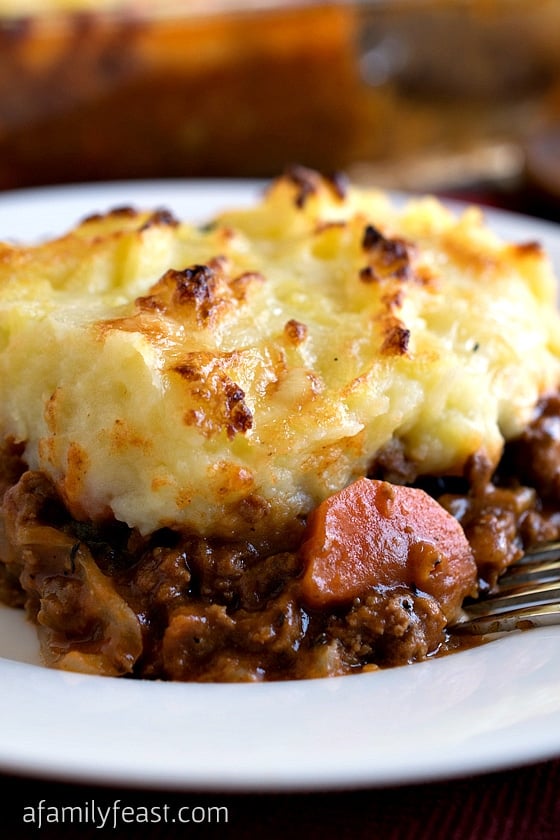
1;168;560;545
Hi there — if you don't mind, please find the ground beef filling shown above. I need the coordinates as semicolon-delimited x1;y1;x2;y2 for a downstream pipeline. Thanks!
2;395;560;683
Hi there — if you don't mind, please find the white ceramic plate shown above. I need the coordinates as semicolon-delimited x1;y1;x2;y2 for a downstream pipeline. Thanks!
1;180;560;793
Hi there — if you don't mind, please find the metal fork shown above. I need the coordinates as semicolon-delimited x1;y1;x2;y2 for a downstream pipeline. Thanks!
450;541;560;635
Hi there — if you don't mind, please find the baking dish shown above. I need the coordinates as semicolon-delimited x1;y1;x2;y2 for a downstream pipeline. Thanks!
0;0;559;190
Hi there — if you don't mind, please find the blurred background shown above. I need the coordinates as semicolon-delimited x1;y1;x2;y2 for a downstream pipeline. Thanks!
0;0;559;215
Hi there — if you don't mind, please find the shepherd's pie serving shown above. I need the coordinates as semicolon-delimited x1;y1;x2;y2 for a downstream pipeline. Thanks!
1;167;560;681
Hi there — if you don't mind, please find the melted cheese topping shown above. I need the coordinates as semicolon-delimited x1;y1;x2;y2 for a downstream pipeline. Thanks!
1;169;559;540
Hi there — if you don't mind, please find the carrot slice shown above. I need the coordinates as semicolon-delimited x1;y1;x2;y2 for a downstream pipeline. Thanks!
299;477;477;620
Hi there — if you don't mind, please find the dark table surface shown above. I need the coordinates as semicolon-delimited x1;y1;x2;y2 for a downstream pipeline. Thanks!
3;757;560;838
2;173;560;840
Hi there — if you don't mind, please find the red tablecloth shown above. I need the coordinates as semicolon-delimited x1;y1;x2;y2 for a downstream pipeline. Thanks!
3;757;560;838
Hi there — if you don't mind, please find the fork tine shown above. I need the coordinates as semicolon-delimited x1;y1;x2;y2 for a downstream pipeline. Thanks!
451;603;560;635
465;579;560;615
450;539;560;637
517;540;560;563
497;556;560;588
